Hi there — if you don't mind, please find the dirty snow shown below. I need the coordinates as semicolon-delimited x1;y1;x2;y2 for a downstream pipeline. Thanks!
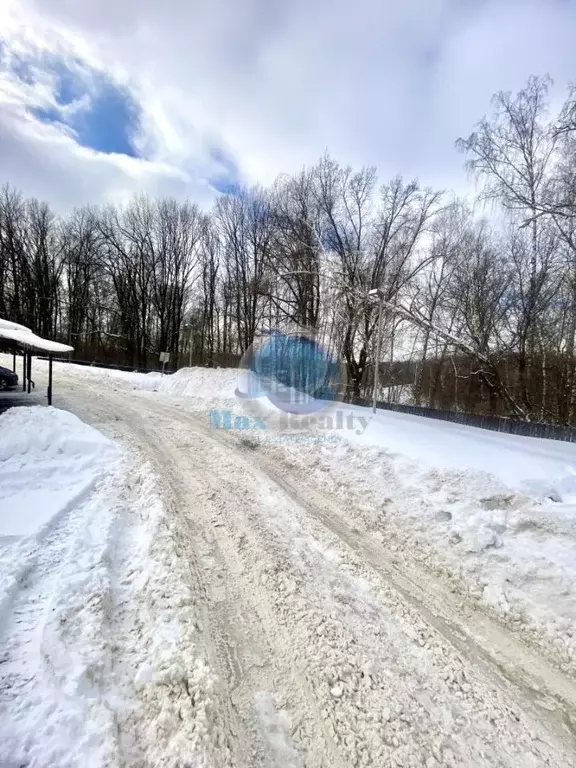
40;359;576;671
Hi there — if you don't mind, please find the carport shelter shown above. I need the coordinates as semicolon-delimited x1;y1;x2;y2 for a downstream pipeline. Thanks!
0;319;73;405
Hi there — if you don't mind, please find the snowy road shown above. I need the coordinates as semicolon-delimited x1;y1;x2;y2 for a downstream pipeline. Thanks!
3;365;576;766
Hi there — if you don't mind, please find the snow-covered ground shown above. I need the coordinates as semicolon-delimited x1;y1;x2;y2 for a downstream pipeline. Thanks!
0;405;122;764
2;356;576;766
59;360;576;500
46;359;576;671
0;403;228;767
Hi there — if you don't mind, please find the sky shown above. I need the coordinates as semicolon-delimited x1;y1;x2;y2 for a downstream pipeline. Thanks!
0;0;575;212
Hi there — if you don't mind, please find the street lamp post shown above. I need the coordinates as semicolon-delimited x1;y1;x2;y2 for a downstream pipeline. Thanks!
182;323;193;368
369;289;384;414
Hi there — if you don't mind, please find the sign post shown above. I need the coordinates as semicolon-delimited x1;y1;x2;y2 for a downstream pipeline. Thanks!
159;351;170;376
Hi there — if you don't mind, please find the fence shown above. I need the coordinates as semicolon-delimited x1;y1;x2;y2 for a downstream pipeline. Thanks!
352;397;576;443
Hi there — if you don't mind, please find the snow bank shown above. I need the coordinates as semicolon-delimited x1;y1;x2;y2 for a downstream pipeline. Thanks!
263;430;576;640
47;361;165;391
0;405;119;537
345;405;576;504
0;407;227;767
0;406;123;766
155;365;238;403
53;360;239;405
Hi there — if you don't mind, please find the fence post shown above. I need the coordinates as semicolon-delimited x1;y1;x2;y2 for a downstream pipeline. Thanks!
47;355;53;406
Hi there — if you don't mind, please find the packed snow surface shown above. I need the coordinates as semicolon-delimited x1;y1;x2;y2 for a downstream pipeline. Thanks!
47;360;576;655
2;356;576;766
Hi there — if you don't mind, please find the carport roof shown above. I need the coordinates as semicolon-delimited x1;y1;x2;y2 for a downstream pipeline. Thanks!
0;319;74;354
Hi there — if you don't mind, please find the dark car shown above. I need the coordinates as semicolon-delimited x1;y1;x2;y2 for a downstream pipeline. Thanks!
0;366;18;391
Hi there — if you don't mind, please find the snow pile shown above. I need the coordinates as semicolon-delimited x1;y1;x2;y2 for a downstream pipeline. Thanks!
0;406;121;765
53;360;239;407
343;405;576;504
0;405;119;538
0;424;227;766
155;365;238;404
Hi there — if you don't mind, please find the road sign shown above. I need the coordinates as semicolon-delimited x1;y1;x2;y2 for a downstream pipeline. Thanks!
159;351;170;376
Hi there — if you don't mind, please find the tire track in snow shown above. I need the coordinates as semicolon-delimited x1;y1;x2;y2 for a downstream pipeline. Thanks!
249;443;576;737
116;407;342;768
134;394;576;758
155;400;576;735
97;460;243;768
60;389;319;767
57;380;379;766
180;421;576;765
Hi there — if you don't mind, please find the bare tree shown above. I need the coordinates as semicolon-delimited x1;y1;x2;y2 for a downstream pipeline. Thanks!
215;189;273;353
268;170;322;329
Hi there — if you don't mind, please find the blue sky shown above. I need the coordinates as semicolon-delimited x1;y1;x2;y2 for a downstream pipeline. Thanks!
0;0;575;211
2;49;140;157
33;76;140;158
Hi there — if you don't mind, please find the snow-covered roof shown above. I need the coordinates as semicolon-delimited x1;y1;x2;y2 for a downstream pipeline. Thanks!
0;318;74;354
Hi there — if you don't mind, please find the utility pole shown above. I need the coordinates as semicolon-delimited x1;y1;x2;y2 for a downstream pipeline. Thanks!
369;289;384;414
181;323;193;368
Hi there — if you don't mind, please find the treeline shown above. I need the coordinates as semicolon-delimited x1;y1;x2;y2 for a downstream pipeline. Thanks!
2;75;576;422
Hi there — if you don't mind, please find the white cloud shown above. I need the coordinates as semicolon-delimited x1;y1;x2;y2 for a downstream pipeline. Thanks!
0;21;218;210
0;102;209;210
1;0;576;210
